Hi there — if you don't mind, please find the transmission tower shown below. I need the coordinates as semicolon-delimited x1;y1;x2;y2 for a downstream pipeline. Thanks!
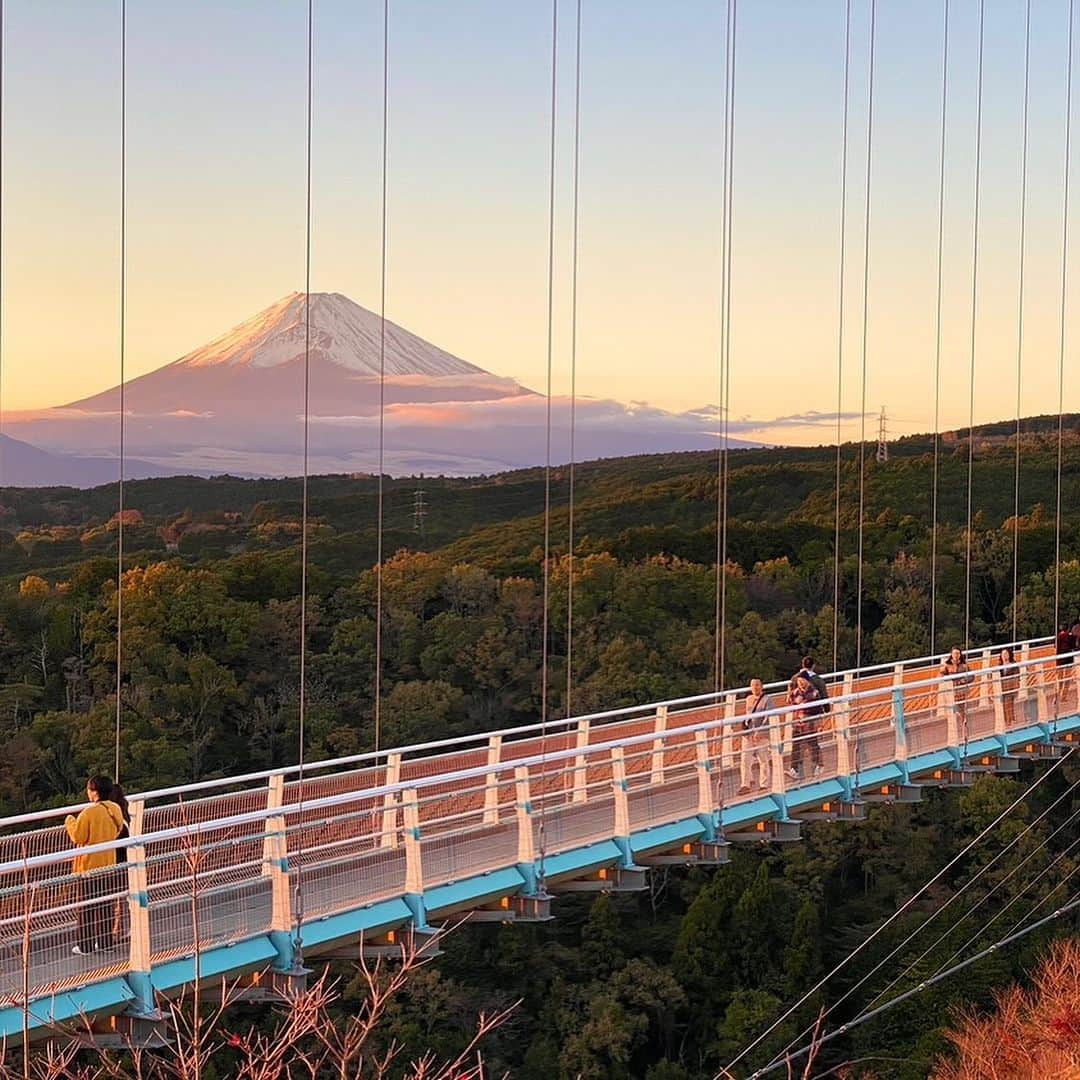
875;406;889;464
412;474;428;538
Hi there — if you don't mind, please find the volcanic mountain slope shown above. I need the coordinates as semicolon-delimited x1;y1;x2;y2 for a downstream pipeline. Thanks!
6;291;735;479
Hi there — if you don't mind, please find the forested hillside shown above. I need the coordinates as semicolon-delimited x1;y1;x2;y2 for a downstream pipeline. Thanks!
0;432;1077;1077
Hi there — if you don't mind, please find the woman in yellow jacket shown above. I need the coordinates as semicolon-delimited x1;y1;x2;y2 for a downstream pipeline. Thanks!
65;776;125;955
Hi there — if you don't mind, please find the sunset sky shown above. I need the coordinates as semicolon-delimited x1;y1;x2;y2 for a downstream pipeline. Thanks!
2;0;1078;445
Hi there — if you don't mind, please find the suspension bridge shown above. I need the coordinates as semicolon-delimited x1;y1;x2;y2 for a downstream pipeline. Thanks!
0;636;1076;1048
1;0;1079;1072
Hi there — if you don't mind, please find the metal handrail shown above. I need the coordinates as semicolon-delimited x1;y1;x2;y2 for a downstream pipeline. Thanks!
0;633;1055;832
1;647;1068;878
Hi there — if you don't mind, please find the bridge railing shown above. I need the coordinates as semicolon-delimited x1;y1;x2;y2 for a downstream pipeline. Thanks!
0;648;1076;1012
0;635;1054;861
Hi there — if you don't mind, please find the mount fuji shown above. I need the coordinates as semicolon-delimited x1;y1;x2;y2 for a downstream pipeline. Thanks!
5;292;741;482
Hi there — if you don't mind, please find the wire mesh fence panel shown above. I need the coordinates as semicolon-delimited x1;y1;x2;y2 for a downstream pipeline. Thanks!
420;821;518;889
292;843;408;919
0;864;129;1002
853;716;897;770
964;702;998;740
148;874;273;963
782;730;839;785
284;765;386;806
905;714;949;757
626;778;699;833
534;797;616;853
401;748;489;784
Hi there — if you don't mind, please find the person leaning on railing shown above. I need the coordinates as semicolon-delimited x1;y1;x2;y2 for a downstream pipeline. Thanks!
64;776;125;956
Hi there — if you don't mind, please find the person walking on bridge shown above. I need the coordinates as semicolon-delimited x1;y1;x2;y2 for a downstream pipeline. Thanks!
65;776;125;956
788;674;824;781
738;679;772;794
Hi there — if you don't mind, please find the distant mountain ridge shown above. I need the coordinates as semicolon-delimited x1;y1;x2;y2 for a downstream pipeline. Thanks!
3;291;739;483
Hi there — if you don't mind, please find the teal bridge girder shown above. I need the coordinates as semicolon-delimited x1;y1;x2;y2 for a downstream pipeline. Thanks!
0;634;1076;1044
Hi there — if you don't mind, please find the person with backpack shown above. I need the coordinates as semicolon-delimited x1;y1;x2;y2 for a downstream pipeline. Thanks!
64;775;125;955
738;678;772;794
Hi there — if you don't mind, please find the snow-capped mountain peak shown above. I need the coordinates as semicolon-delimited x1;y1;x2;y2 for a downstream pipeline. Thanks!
177;291;486;379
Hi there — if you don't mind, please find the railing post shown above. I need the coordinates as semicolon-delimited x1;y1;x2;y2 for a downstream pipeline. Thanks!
694;729;714;815
834;694;852;776
380;752;402;849
483;737;502;825
942;679;960;746
978;648;993;707
770;737;787;797
892;687;907;763
611;746;630;838
1019;643;1031;701
720;694;736;773
262;773;283;875
402;787;424;895
992;669;1007;735
263;774;294;971
572;719;589;804
125;799;157;1018
1035;662;1051;724
514;766;536;866
650;706;668;786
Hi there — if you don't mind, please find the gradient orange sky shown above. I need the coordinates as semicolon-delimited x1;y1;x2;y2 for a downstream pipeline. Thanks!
2;0;1078;446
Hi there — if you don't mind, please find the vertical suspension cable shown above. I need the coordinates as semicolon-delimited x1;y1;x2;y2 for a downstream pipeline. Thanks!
374;0;389;755
713;0;734;697
854;0;877;674
114;0;127;783
831;0;853;672
832;0;853;672
719;0;737;693
714;0;736;695
930;0;950;657
964;0;986;651
537;0;558;886
1055;0;1075;633
294;0;314;959
565;0;581;720
1012;0;1032;642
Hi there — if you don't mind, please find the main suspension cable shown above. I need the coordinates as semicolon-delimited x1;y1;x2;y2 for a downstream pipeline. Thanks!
1011;0;1032;643
114;0;127;783
719;746;1073;1078
761;751;1079;1074
855;776;1080;1021
853;0;876;676
963;0;986;651
1054;0;1075;633
929;1;950;658
831;0;853;673
757;891;1080;1079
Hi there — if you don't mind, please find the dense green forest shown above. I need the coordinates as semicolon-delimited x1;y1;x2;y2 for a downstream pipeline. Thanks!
1;429;1078;1077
